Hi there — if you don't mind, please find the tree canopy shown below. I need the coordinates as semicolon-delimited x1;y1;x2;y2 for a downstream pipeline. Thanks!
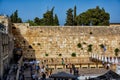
10;10;22;23
10;6;110;26
76;6;110;26
65;6;110;26
27;7;59;26
65;8;74;26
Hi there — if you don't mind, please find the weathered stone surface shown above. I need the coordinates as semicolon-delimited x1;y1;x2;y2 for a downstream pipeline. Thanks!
12;24;120;58
0;16;14;79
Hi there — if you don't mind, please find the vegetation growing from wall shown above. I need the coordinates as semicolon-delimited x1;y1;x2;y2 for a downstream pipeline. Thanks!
77;43;82;48
87;44;93;52
99;44;104;49
71;52;76;57
90;32;93;35
45;53;49;56
58;53;62;56
114;48;119;56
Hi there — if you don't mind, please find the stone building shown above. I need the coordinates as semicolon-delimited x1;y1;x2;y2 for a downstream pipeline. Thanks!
0;16;14;80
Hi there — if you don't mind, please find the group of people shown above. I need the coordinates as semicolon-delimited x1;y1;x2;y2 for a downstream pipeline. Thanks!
22;60;53;80
102;62;111;70
61;58;79;76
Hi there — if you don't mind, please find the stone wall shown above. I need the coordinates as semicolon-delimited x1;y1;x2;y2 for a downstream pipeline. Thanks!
13;24;120;59
0;16;14;80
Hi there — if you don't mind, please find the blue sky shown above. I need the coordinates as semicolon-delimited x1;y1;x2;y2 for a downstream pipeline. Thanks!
0;0;120;25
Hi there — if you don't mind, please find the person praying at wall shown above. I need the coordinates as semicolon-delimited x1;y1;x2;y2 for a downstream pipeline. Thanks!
106;63;110;70
41;72;46;80
61;58;65;65
70;68;72;74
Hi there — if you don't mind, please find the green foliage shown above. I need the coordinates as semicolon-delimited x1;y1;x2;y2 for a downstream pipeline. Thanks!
54;14;59;25
65;8;74;26
27;7;59;26
83;42;87;44
45;53;49;56
58;53;62;56
99;44;104;48
71;52;76;57
114;48;119;56
26;20;37;26
37;43;41;46
34;17;40;25
74;5;77;25
77;43;82;48
10;10;22;23
90;32;93;35
87;44;93;52
43;9;53;25
76;6;110;26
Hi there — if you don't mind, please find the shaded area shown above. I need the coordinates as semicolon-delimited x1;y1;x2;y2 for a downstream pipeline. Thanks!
7;23;36;80
89;70;120;80
50;71;77;79
0;23;6;32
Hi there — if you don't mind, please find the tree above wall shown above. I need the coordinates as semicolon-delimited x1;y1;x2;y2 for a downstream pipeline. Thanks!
26;7;59;26
76;6;110;26
10;10;22;23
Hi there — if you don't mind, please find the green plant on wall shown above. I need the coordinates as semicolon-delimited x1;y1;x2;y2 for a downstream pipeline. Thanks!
71;52;76;57
45;53;49;56
77;43;82;48
99;44;104;49
83;42;87;44
37;43;41;46
87;44;93;52
58;53;62;57
114;48;119;56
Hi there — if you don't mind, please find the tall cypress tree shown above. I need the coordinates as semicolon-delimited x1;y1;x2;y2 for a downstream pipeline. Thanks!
51;7;54;25
74;5;77;25
34;17;40;25
65;8;74;26
14;10;18;22
54;14;59;26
